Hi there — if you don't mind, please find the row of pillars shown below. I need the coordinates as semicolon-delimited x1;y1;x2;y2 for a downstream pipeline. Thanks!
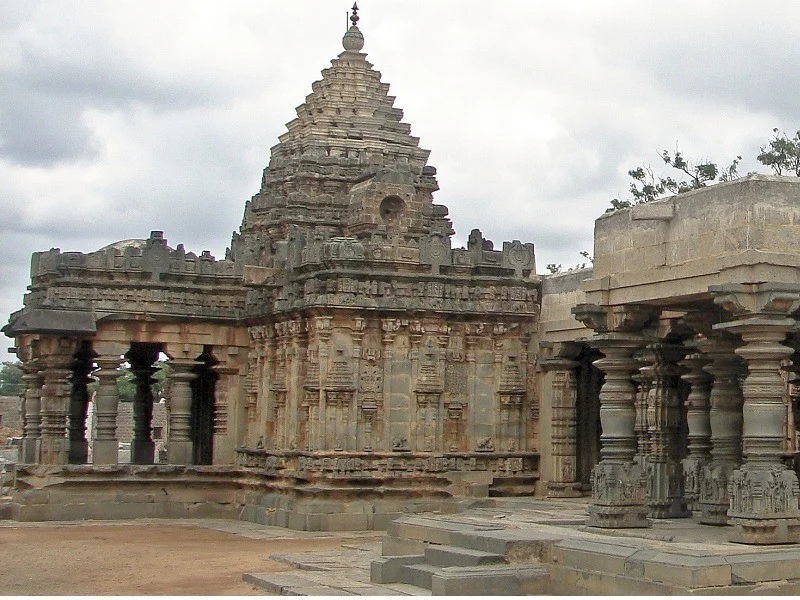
583;305;800;545
18;339;204;467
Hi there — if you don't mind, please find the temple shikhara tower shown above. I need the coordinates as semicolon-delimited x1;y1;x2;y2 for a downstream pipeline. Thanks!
5;5;800;558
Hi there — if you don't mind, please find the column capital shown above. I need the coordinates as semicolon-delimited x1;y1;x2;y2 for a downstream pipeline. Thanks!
573;303;657;335
711;282;800;319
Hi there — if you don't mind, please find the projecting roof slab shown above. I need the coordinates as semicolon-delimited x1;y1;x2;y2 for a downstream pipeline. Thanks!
583;174;800;308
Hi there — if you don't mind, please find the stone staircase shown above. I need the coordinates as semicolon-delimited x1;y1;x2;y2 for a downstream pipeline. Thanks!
371;516;550;595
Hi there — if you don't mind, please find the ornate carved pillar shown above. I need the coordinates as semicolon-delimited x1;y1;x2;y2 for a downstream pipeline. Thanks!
68;349;94;464
92;350;124;465
696;332;745;524
165;345;201;465
540;346;581;498
573;303;653;528
589;334;650;527
643;343;690;518
20;359;42;464
35;337;79;465
680;341;713;512
712;283;800;544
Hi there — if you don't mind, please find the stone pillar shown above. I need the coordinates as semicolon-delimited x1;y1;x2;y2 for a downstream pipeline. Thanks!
20;362;42;464
724;317;800;543
130;361;157;465
92;353;123;464
68;352;93;464
165;346;201;465
588;334;649;528
541;355;581;498
697;333;745;524
37;337;79;465
632;351;653;466
644;343;691;518
680;342;712;512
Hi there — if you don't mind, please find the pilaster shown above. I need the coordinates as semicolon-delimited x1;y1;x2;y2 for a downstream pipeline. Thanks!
541;353;581;498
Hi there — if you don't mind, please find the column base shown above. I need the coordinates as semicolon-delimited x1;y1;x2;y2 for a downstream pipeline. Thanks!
39;438;69;465
726;466;800;543
729;516;800;544
648;500;691;519
698;501;729;525
68;440;89;464
19;438;40;464
547;482;584;498
698;461;736;525
167;441;193;465
92;439;119;465
587;503;650;528
130;439;155;465
588;462;650;528
647;461;691;519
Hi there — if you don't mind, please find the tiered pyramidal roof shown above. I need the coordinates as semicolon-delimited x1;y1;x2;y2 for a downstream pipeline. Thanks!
232;5;444;267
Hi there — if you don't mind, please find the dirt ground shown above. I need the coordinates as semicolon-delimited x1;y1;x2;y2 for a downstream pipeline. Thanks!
0;522;377;595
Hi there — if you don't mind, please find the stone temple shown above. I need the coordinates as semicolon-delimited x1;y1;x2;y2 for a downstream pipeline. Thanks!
6;7;800;593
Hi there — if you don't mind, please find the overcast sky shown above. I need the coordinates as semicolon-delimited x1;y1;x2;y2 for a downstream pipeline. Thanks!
3;0;800;362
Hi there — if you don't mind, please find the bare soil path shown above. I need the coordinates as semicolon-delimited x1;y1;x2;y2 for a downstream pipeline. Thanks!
0;520;381;595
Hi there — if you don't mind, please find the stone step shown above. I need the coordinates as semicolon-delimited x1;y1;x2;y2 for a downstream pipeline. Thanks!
430;564;550;596
371;554;424;583
399;562;550;595
400;563;440;590
424;544;506;568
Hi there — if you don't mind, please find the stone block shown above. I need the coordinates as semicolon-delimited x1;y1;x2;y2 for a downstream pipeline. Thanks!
625;550;732;587
319;513;370;531
388;519;456;545
547;564;679;596
370;555;424;583
429;564;549;596
399;563;439;589
382;534;427;557
19;489;50;505
726;551;800;583
552;539;641;575
424;544;505;567
372;513;401;531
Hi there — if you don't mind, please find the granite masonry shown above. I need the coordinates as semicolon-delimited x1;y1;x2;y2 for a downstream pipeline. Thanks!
4;5;800;567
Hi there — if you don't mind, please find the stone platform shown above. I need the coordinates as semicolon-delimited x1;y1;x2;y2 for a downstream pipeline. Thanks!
370;497;800;595
243;497;800;595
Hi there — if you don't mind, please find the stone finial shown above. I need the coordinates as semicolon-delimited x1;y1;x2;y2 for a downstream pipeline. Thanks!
342;3;364;52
